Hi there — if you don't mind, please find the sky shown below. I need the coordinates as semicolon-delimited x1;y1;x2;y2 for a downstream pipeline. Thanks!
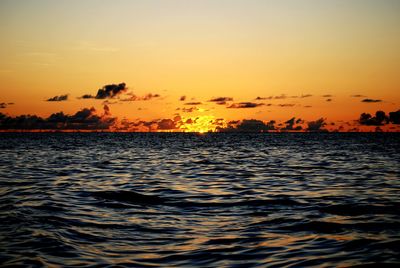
0;0;399;131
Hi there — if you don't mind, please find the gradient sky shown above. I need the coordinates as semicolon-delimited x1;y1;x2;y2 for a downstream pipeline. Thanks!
0;0;399;130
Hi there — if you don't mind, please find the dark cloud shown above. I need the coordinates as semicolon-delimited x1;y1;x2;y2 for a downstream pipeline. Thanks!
362;99;382;103
116;119;157;132
103;104;110;116
154;116;182;131
255;96;272;100
304;105;312;108
389;110;400;124
184;102;202;105
326;99;332;102
96;83;127;99
307;118;327;132
80;94;94;99
0;102;13;109
81;83;127;99
322;95;333;98
229;120;240;125
208;97;233;105
227;102;264;109
359;111;389;126
219;119;274;132
180;96;186;101
46;94;68;102
0;106;115;130
281;117;303;131
284;117;295;128
157;119;177;130
236;119;275;132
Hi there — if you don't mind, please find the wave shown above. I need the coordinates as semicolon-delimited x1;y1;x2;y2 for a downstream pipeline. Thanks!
89;190;303;208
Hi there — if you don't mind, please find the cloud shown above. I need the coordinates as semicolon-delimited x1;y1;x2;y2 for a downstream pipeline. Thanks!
219;119;275;132
102;100;118;105
274;94;287;99
117;119;158;132
181;107;199;113
300;94;313;98
326;98;332;102
46;94;68;102
81;83;127;99
208;97;233;105
180;96;186;101
0;106;115;130
121;93;160;101
79;83;160;101
0;102;13;109
307;118;327;132
351;94;366;98
80;94;94;99
184;102;202;105
362;99;382;103
227;102;264;108
157;119;177;130
278;104;295;107
281;117;303;131
103;104;111;116
322;95;333;98
156;116;182;130
255;96;272;100
359;110;389;126
389;110;400;124
96;83;127;99
236;119;275;132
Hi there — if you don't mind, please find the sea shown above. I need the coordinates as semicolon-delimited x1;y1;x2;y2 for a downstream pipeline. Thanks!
0;133;399;267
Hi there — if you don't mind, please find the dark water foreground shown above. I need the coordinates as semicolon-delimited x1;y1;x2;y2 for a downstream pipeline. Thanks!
0;133;399;267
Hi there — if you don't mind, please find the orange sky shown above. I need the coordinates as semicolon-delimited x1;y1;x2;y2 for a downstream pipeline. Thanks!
0;0;399;131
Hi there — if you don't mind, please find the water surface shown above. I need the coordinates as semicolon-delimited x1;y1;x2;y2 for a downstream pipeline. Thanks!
0;133;399;267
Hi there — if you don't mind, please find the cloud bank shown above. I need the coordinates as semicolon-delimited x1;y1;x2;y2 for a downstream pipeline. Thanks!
0;106;115;130
359;110;400;126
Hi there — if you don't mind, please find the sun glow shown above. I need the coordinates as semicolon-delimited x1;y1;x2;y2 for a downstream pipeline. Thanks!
179;115;226;133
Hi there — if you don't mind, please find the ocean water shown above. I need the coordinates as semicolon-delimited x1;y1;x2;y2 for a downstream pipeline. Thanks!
0;133;399;267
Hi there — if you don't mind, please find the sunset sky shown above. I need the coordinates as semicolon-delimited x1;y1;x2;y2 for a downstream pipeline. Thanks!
0;0;399;131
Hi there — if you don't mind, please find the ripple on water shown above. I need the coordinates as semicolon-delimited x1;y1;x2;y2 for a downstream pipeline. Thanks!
0;133;399;267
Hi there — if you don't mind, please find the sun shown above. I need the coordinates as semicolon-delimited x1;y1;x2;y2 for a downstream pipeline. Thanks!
179;115;226;133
